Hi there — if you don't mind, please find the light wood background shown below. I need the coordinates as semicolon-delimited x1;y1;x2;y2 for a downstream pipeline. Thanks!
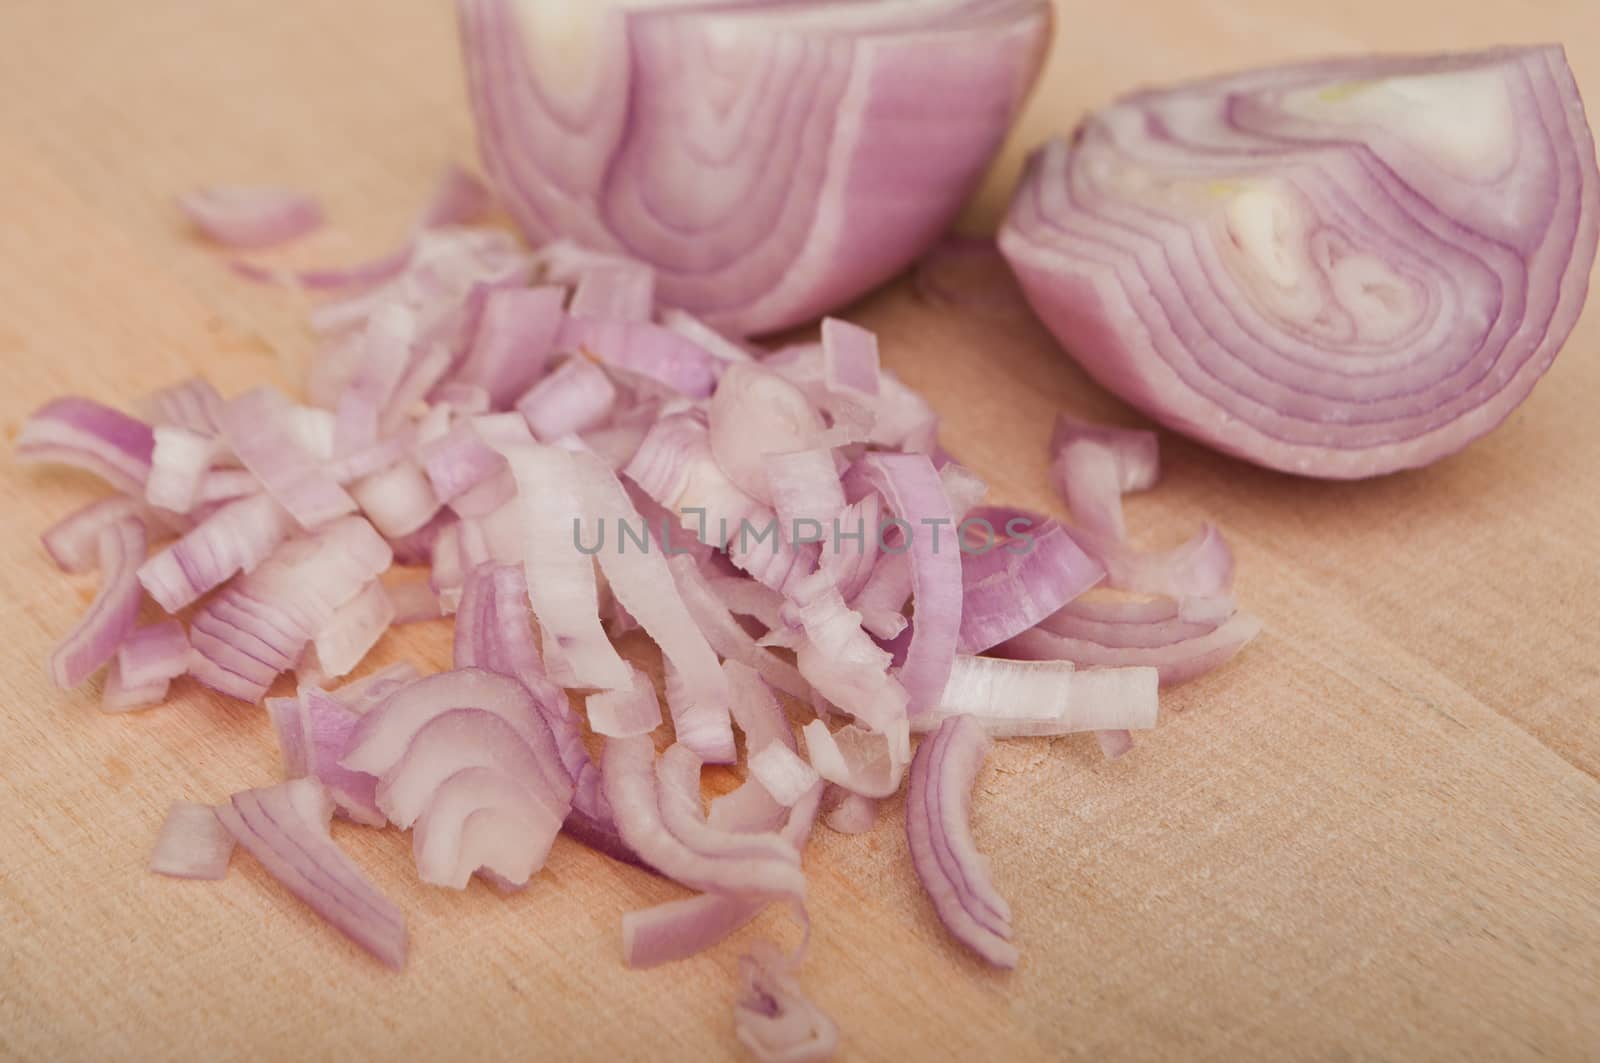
2;1;1598;1060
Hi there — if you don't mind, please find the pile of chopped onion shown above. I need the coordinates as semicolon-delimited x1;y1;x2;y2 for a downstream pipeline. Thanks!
21;168;1259;1061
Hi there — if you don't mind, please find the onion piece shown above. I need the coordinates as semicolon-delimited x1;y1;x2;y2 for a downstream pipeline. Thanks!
573;446;728;717
343;669;571;825
296;687;386;826
906;715;1016;968
793;589;909;735
117;621;190;689
733;941;839;1063
228;166;493;292
1073;523;1236;601
138;376;224;435
101;662;172;713
663;661;736;765
309;579;395;680
558;318;719;398
350;461;441;540
500;443;631;690
957;520;1103;653
145;426;222;514
412;764;563;889
419;421;505;504
707;660;799;833
457;0;1053;335
517;357;618;441
220;388;357;529
41;497;176;575
749;745;821;808
585;668;663;739
824;791;877;836
1051;414;1158;494
149;801;235;880
802;719;911;799
602;734;804;900
454;286;565;409
569;261;655;323
661;309;756;364
178;186;323;249
621;783;823;970
17;397;156;495
334;304;419;456
924;655;1158;737
626;414;763;549
187;516;392;702
50;518;146;689
214;779;407;968
709;364;827;502
821;318;880;402
1000;45;1600;478
852;454;961;716
1095;729;1135;761
998;603;1263;687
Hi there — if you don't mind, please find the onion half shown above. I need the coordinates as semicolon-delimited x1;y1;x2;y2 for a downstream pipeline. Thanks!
457;0;1053;335
1001;46;1600;478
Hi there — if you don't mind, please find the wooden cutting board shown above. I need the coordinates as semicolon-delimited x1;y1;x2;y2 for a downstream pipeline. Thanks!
2;1;1598;1059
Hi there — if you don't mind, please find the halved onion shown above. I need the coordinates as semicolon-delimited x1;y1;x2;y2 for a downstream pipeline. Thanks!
457;0;1053;335
1001;46;1600;478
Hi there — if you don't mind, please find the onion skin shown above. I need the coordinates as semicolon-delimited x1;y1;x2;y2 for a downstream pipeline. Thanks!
1001;46;1600;478
458;0;1053;335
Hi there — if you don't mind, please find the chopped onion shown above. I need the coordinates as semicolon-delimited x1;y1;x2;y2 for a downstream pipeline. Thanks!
215;779;407;968
958;520;1103;654
178;186;323;249
500;443;632;691
291;687;386;825
138;491;296;612
187;516;392;702
1001;45;1600;478
145;426;222;514
138;376;224;434
50;518;146;689
621;784;823;970
457;0;1052;334
220;387;356;529
117;620;190;689
18;397;156;495
709;364;826;502
733;941;839;1063
585;668;663;738
998;600;1263;687
149;801;235;880
749;744;821;809
802;719;911;800
517;357;618;441
824;791;877;836
602;734;804;900
906;715;1016;968
455;287;565;409
309;578;395;680
343;669;572;829
41;497;175;574
925;655;1158;737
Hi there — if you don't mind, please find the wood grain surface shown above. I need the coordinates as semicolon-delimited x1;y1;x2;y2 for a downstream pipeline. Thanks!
2;1;1598;1060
